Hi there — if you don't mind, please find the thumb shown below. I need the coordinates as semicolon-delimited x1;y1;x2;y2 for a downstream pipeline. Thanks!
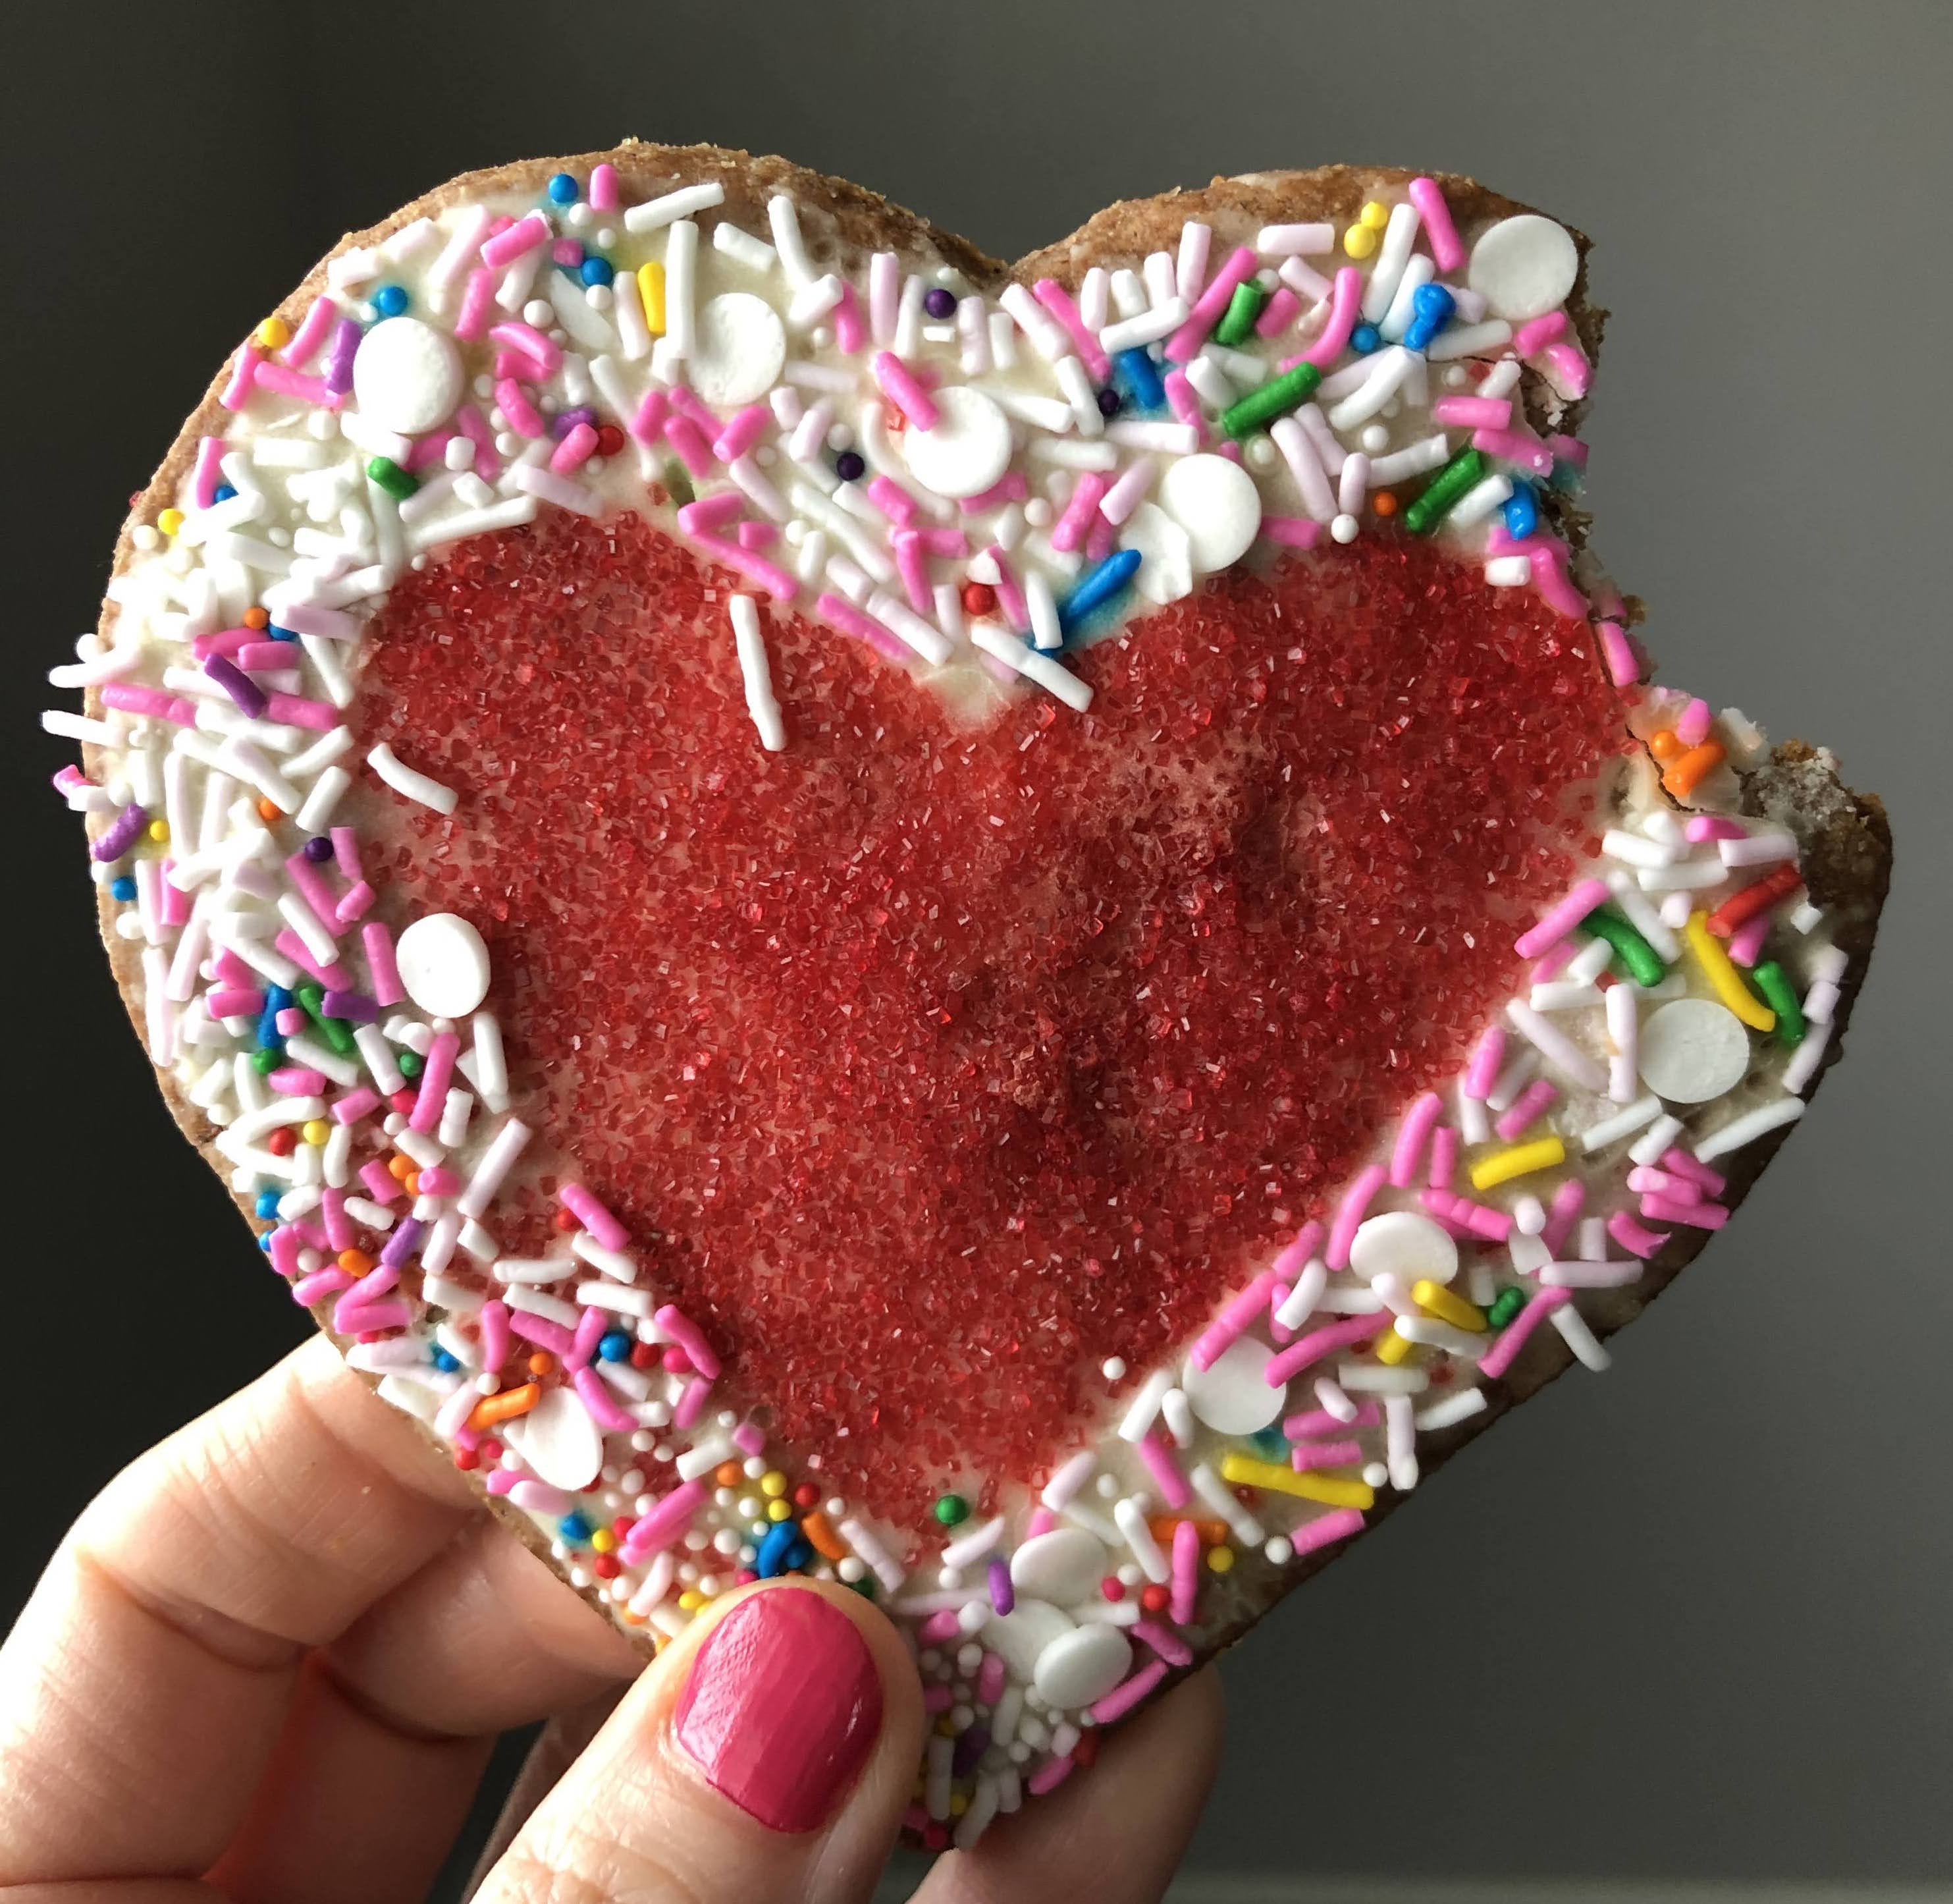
475;1577;924;1904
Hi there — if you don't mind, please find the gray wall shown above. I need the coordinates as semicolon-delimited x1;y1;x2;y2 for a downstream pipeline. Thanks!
9;0;1949;1887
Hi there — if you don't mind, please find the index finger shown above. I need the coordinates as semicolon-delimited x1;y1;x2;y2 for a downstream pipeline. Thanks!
0;1334;477;1889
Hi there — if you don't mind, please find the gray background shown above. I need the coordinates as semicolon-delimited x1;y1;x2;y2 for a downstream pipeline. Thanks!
7;1;1949;1892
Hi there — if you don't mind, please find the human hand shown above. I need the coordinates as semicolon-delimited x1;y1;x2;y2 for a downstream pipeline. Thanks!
0;1336;1223;1903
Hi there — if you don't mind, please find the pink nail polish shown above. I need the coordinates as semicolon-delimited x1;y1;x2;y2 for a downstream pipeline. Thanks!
675;1587;882;1833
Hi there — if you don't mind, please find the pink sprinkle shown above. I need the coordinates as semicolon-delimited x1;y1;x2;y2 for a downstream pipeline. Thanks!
102;684;196;726
1138;1430;1192;1510
1290;1438;1365;1471
1289;1506;1367;1558
736;521;776;551
892;531;934;614
1163;368;1206;438
510;1480;574;1516
509;1312;574;1357
872;350;940;431
569;1305;608;1370
273;933;349;990
454;268;496;342
454;404;500;479
1271;1220;1324;1284
662;414;714;477
957;471;1029;514
1427;1124;1460;1191
206;987;263;1020
1661;1148;1727;1196
622;1479;706;1560
559;1183;628;1251
1264;1313;1389;1386
262;691;338;732
253;362;340;409
1303;267;1364;368
479;1299;510;1374
281;296;335;369
1283;1401;1380;1440
219;341;262;411
712;404;772;463
1085;513;1117;562
1254;286;1302;338
549;237;583;269
1260;515;1322;549
1090;1659;1169;1727
1188;1269;1277;1373
494;377;543;438
290;1268;351;1307
1479;1288;1571;1380
1516;879;1610;960
358;1160;401;1204
1684;813;1747;842
329;827;364;883
977;1652;1007;1704
1726;912;1771;967
417;1166;459;1197
1166;244;1257;360
1597;620;1642;688
866;474;919;526
1431;394;1513;430
549;422;598;474
192;437;226;510
1543;341;1592;398
481;211;548;271
1607;1210;1671;1259
985;547;1029;630
673;1374;712;1430
1530;938;1576;983
654;1305;721;1380
834;281;867;355
403;431;454;474
1026;1507;1057;1538
361;923;404;1006
269;1226;304;1278
695;533;797;605
1463;1025;1507;1099
1495;1078;1560;1141
1051;472;1110;554
1032;279;1111;381
1511;310;1568;358
572;1365;637;1432
1389;1091;1443;1187
1325;1163;1387;1271
410;1031;458;1133
1540;1178;1586;1257
1641;1193;1729;1231
1027;1754;1075;1797
588;164;619;211
275;1008;308;1037
817;590;909;664
677;491;743;536
1407;178;1464;271
268;1066;329;1097
922;1681;954;1714
918;1610;961;1646
1473;427;1555;477
336;1299;412;1336
1676;697;1715;748
334;881;376;927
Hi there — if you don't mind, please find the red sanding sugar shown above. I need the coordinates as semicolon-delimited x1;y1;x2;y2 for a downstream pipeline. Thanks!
356;510;1631;1522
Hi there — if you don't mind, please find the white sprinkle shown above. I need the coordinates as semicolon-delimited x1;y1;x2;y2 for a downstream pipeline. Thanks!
622;180;724;233
730;596;786;751
969;626;1092;712
367;742;457;815
1692;1095;1806;1161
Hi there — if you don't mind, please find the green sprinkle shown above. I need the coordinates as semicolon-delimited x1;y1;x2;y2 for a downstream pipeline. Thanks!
662;459;695;506
1751;961;1806;1045
252;1045;281;1075
1212;281;1270;348
1248;1425;1289;1459
1220;361;1323;439
365;455;417;501
1487;1288;1526;1329
847;1573;877;1599
1402;448;1487;535
295;981;357;1058
1581;906;1667;987
932;1493;969;1527
396;1048;423;1079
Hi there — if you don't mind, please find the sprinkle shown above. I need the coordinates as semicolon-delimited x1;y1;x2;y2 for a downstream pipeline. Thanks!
1219;360;1324;439
1684;910;1776;1030
1219;1455;1374;1510
1505;999;1607;1093
1692;1096;1806;1162
730;595;786;752
366;743;458;815
1401;447;1487;535
1478;1288;1572;1381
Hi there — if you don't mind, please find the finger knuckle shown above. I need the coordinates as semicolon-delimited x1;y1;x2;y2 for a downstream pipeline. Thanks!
481;1814;711;1904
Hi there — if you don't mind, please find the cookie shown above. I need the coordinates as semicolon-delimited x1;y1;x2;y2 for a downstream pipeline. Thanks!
47;142;1889;1848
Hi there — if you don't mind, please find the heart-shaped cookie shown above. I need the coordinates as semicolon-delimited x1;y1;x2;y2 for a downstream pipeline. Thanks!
54;143;1888;1847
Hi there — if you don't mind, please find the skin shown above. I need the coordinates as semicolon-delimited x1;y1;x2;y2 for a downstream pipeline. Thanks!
0;1334;1223;1904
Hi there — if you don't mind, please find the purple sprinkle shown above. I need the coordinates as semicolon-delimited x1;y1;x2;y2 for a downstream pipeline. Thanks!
923;286;956;319
204;652;268;719
951;1724;992;1779
550;405;598;438
325;317;362;395
988;1555;1014;1616
379;1217;425;1269
320;988;379;1024
302;834;335;863
90;803;147;863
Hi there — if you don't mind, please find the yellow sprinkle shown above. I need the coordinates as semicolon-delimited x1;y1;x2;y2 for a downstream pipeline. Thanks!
1206;1544;1235;1575
677;1589;702;1612
1374;1326;1413;1365
1220;1453;1375;1510
1685;910;1776;1031
949;1793;969;1816
637;259;666;335
158;508;185;537
936;1715;958;1737
759;1470;788;1498
1343;224;1378;260
255;315;292;351
301;1119;330;1147
146;819;171;844
766;1498;792;1522
1359;200;1391;231
591;1528;616;1554
1470;1135;1567;1191
1413;1279;1487;1332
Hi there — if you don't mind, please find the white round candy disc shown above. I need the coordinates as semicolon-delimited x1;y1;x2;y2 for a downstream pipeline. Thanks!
687;292;788;408
1348;1210;1460;1287
1466;215;1581;323
395;912;491;1018
1032;1622;1133;1711
981;1597;1075;1679
1119;501;1194;605
506;1385;602;1492
901;385;1013;499
1638;997;1753;1102
353;317;464;437
1010;1527;1106;1606
1158;453;1262;572
1181;1334;1285;1435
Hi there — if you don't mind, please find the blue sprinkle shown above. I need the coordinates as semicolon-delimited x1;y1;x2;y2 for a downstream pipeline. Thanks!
433;1347;460;1373
579;256;614;288
1114;346;1165;412
373;284;409;319
213;483;238;504
559;1512;593;1545
1502;483;1539;540
1248;1425;1289;1459
755;1517;803;1578
785;1537;814;1571
258;983;292;1052
1057;547;1142;638
598;1329;632;1363
1403;283;1457;354
254;1189;281;1219
267;624;299;641
110;875;137;902
547;172;579;205
1350;323;1381;355
258;1231;275;1253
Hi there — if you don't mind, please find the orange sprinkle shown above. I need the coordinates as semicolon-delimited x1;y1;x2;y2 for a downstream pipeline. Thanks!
1647;728;1684;763
800;1510;848;1562
402;1172;421;1197
242;605;270;630
527;1351;556;1376
714;1460;743;1486
467;1382;539;1430
336;1248;373;1274
255;797;281;822
1149;1515;1229;1548
1662;739;1726;800
1371;491;1399;517
388;1154;414;1181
